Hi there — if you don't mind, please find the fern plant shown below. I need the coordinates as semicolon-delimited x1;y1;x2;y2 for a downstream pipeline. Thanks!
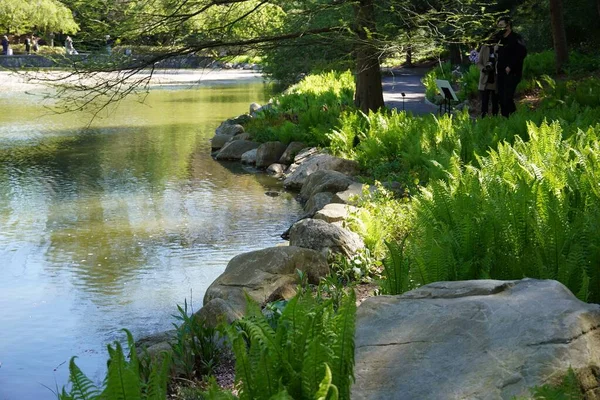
59;329;171;400
206;287;356;400
400;121;600;301
170;299;220;380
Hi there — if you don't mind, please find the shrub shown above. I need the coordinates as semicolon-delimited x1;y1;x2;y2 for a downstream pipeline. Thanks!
401;121;600;301
245;71;356;146
207;288;357;399
59;330;171;400
170;300;220;380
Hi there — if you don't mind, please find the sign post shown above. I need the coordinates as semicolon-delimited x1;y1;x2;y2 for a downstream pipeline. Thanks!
435;79;459;115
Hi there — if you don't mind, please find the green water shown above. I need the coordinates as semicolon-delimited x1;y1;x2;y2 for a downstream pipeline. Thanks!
0;73;302;400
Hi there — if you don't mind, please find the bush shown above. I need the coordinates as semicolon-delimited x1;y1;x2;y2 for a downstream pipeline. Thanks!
206;288;357;400
245;71;356;146
59;330;171;400
401;121;600;302
170;300;220;380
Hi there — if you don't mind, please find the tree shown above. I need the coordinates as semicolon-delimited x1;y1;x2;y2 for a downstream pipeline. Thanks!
35;0;494;115
0;0;78;35
548;0;568;72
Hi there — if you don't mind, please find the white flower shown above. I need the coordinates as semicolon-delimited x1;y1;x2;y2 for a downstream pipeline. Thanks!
352;267;362;277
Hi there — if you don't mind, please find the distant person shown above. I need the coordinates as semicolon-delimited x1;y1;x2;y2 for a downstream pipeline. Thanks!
105;35;112;55
32;36;39;53
495;17;527;117
1;35;9;55
477;42;498;118
65;36;78;55
25;36;31;55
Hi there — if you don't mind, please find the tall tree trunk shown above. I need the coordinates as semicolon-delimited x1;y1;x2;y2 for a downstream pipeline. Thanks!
597;0;600;18
354;0;384;113
549;0;569;72
449;43;462;65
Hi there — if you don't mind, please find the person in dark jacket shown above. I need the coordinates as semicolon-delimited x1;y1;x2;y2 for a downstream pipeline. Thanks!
1;35;9;55
495;17;527;117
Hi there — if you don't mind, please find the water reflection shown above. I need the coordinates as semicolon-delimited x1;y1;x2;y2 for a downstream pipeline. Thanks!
0;77;301;400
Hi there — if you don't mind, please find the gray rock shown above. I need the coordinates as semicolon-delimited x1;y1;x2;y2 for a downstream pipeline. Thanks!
231;132;251;142
210;134;234;150
249;102;261;114
291;147;320;165
256;141;288;169
203;246;329;316
289;218;364;257
299;169;357;202
353;279;600;400
215;122;244;137
229;114;252;126
267;163;286;177
303;192;335;216
284;154;360;190
216;140;260;161
279;142;308;165
332;182;369;204
195;298;243;328
313;203;358;224
241;148;258;165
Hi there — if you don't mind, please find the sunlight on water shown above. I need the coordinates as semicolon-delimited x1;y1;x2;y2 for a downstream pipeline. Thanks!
0;72;302;400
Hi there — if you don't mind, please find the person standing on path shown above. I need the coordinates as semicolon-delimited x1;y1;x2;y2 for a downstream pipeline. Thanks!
477;42;498;117
65;36;78;55
1;35;9;55
495;16;527;117
25;36;32;55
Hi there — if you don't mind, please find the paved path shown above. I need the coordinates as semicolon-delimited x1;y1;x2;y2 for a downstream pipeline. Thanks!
382;67;437;116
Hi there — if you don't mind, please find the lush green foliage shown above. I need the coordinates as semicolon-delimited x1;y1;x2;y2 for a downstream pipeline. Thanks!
402;121;600;302
329;102;600;187
245;71;355;146
208;288;356;400
170;300;220;380
534;76;600;109
344;183;410;258
515;368;583;400
59;330;171;400
378;239;411;295
0;0;78;35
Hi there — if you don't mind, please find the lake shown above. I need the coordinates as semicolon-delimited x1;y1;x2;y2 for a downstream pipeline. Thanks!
0;70;302;399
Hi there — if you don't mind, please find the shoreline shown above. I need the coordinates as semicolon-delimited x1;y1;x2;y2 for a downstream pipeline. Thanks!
0;68;265;92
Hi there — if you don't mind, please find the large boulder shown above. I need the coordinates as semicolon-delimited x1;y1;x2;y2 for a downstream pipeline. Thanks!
211;122;246;150
241;148;258;165
332;182;369;204
299;170;357;202
215;122;245;137
353;279;600;400
279;142;308;165
267;163;286;177
249;102;261;114
216;140;260;161
195;298;244;328
203;246;329;317
256;141;288;169
231;132;251;142
289;218;364;257
284;153;360;190
210;134;234;150
303;192;335;216
313;203;358;224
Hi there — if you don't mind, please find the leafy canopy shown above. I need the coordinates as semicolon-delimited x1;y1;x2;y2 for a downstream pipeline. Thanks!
0;0;78;34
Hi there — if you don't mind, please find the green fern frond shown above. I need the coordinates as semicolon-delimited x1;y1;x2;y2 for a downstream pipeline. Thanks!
63;357;101;400
315;364;339;400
